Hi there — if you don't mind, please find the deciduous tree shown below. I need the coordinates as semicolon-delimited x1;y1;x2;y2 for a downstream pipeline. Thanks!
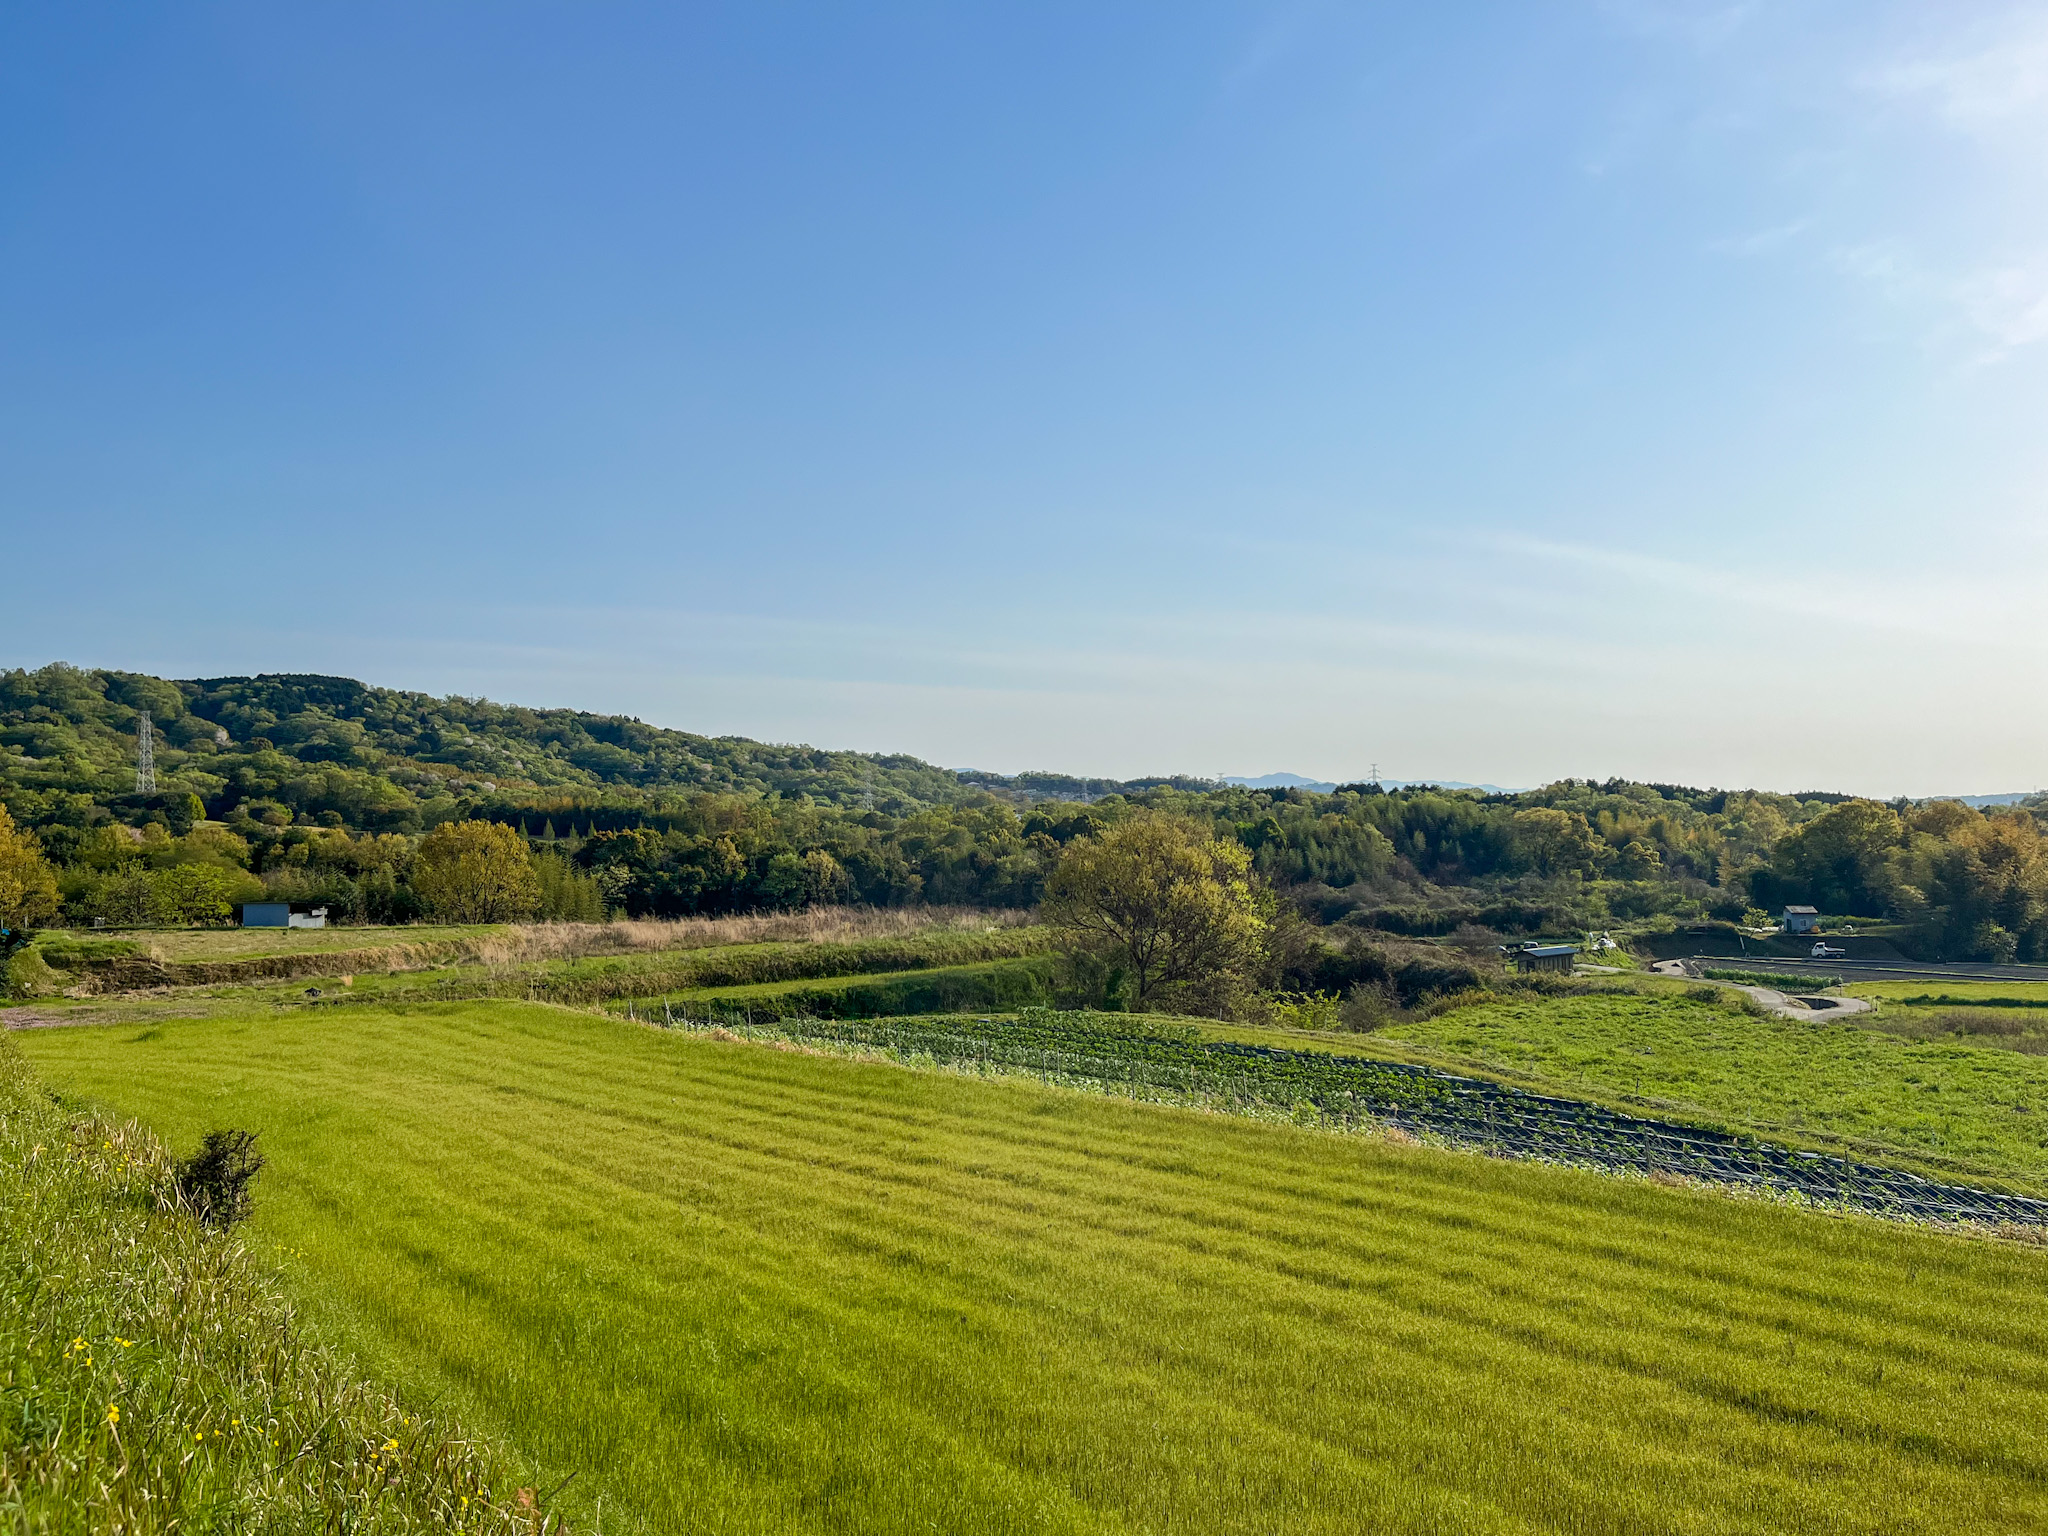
0;806;59;926
149;864;246;926
412;820;541;922
1042;814;1272;1012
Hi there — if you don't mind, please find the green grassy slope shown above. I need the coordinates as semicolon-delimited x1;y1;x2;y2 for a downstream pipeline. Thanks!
0;1038;540;1530
1380;992;2048;1187
21;1001;2048;1536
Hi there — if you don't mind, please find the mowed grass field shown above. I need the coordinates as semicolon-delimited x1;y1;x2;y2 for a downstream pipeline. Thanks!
21;1002;2048;1535
1380;992;2048;1188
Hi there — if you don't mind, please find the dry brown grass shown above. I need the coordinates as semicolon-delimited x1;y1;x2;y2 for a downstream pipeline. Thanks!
42;908;1036;997
467;906;1032;967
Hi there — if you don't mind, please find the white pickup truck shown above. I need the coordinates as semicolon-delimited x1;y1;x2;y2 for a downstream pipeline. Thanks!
1811;941;1847;959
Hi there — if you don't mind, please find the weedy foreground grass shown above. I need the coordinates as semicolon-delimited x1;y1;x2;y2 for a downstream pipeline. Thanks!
0;1036;552;1534
21;1001;2048;1535
1846;980;2048;1055
1383;991;2048;1187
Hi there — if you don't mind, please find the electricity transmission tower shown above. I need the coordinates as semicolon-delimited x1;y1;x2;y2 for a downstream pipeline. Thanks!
135;710;157;794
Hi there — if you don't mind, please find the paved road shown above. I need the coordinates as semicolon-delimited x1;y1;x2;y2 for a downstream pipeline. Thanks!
1647;960;1874;1019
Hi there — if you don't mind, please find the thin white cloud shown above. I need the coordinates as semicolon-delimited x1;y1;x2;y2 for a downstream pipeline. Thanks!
1862;8;2048;136
1831;238;2048;361
1482;533;2048;648
1956;259;2048;350
1709;218;1811;257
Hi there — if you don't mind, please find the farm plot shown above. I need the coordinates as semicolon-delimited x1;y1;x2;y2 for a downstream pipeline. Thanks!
20;1000;2048;1536
707;1010;2048;1224
1381;991;2048;1190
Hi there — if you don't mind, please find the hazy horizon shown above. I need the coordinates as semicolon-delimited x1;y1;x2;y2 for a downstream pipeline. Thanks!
7;4;2047;798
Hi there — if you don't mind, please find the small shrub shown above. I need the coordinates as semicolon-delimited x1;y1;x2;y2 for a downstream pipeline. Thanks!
1339;983;1397;1032
1267;990;1344;1031
174;1129;266;1228
6;945;62;999
1391;954;1486;1006
1416;987;1498;1020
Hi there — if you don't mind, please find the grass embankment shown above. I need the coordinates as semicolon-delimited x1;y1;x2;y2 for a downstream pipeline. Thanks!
1699;965;1843;991
1379;992;2048;1188
18;908;1033;999
0;1037;546;1531
22;1001;2048;1535
87;925;506;963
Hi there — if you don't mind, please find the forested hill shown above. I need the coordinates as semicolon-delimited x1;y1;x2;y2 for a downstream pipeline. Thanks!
0;664;1211;830
10;662;2048;961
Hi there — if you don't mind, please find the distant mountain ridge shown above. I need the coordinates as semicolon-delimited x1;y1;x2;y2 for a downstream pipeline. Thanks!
1224;772;1521;795
1229;776;2037;807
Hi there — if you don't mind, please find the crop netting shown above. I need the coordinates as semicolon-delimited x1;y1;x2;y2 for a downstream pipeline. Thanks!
665;1006;2048;1229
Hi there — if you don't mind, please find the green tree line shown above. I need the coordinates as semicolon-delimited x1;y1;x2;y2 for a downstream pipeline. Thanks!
5;663;2046;962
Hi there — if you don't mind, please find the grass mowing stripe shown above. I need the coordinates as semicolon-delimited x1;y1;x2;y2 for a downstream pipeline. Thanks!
698;1009;2048;1220
336;1016;2048;1383
20;1002;2048;1535
339;1024;2048;1384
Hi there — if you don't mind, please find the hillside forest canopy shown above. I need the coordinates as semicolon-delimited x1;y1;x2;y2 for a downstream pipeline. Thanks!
5;663;2048;966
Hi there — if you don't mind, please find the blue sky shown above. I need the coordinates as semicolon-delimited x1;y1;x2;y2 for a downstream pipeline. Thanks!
5;3;2047;795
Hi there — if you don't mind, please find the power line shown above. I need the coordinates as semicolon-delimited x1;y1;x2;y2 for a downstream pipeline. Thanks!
135;710;156;794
